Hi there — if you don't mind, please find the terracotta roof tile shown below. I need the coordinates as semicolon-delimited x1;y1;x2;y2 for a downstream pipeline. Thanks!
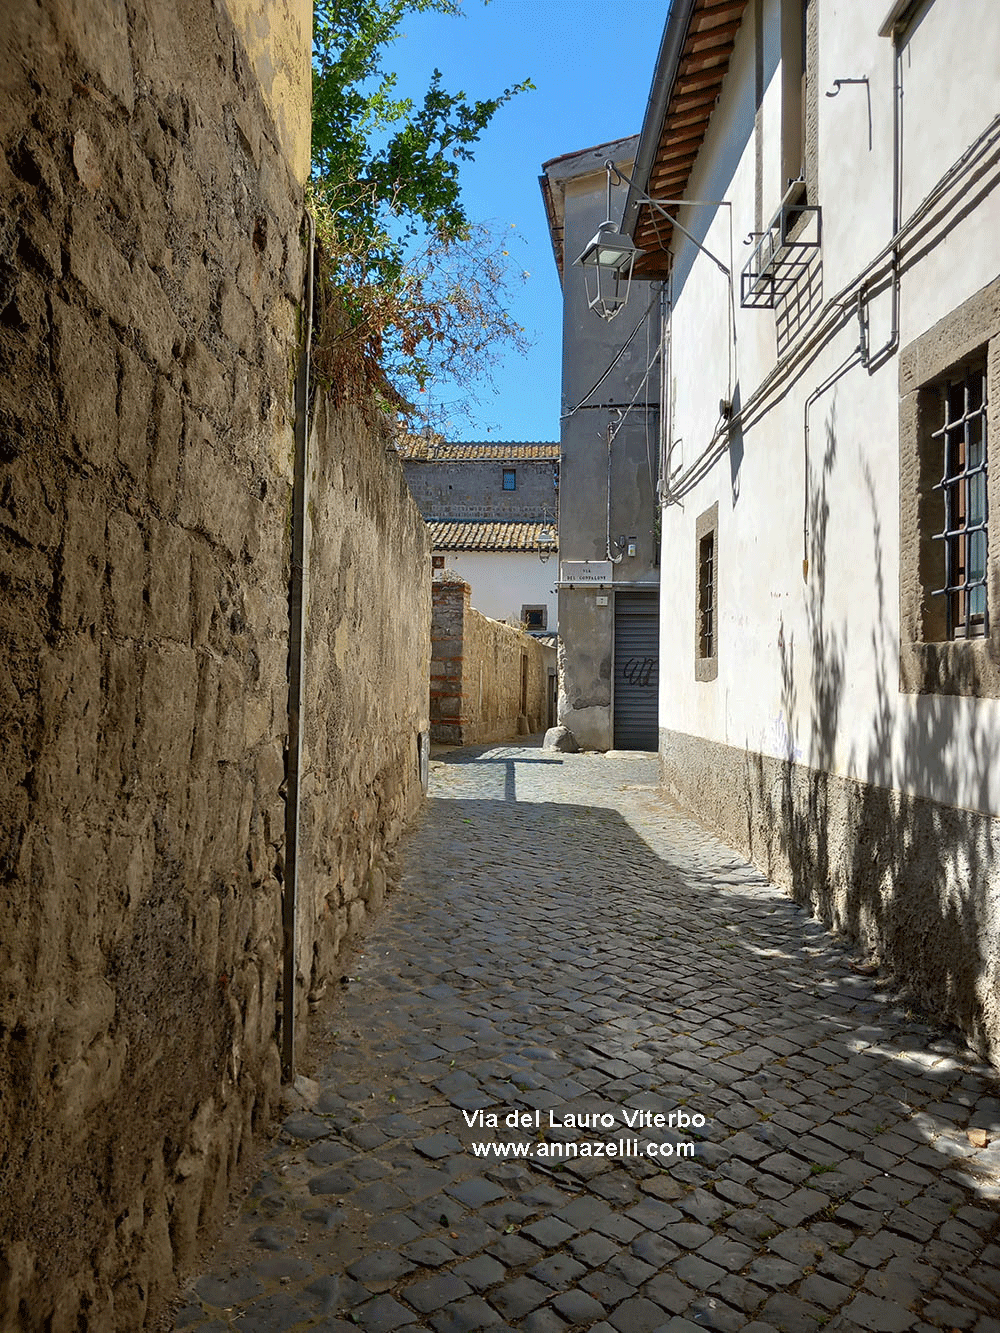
623;0;751;276
429;520;558;553
396;438;560;462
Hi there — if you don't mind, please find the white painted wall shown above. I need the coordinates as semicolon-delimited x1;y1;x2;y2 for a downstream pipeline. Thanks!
658;0;1000;815
436;550;558;630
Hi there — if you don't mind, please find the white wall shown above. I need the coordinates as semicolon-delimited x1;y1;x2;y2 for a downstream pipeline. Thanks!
658;0;1000;815
436;550;558;631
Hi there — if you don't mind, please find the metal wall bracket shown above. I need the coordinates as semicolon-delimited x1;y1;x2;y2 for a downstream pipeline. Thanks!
740;195;822;309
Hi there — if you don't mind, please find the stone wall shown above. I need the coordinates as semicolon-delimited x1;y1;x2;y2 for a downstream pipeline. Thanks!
404;457;559;522
659;729;1000;1065
431;573;556;745
299;396;430;1012
0;2;429;1328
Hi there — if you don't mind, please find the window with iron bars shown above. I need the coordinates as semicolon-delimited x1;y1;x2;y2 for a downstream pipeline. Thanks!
694;500;719;681
698;532;715;658
930;360;988;640
899;280;1000;698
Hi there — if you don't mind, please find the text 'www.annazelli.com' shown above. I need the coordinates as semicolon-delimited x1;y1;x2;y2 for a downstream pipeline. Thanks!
471;1138;696;1160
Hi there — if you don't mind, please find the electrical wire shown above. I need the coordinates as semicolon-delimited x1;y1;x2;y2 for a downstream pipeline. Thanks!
664;112;1000;502
608;343;661;445
560;291;659;419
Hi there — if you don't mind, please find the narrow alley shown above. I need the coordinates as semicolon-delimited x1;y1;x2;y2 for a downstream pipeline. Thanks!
173;743;1000;1333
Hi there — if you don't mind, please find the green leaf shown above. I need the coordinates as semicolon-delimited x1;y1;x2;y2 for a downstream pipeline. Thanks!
309;0;533;425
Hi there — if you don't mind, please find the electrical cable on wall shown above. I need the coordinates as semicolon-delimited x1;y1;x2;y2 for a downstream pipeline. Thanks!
667;111;1000;502
561;291;659;419
606;418;624;563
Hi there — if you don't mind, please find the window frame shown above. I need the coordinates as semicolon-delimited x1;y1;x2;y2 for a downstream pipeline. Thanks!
899;276;1000;697
502;467;517;491
695;502;719;682
930;360;988;641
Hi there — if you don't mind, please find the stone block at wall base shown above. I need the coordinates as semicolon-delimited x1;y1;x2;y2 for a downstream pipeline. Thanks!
658;726;1000;1067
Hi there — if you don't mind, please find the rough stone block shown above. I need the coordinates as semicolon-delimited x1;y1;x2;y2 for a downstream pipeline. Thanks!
179;421;249;557
215;657;247;764
0;457;60;549
147;520;191;642
138;641;198;780
99;640;140;790
107;509;145;636
52;0;134;109
149;379;182;513
36;638;102;822
54;301;117;468
130;258;184;368
20;210;61;279
68;204;132;331
116;344;153;482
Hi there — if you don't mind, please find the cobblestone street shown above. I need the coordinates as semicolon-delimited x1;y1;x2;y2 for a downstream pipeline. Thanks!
174;743;1000;1333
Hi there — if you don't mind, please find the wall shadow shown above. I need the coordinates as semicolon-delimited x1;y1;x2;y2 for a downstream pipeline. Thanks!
393;784;1000;1216
745;399;998;1061
177;775;1000;1330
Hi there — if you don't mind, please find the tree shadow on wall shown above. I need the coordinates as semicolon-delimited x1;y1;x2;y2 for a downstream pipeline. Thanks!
746;402;998;1058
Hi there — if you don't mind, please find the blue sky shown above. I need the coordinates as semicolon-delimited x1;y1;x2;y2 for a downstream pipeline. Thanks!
387;1;668;442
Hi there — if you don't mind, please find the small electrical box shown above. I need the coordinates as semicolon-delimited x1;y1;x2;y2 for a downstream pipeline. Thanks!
596;595;609;606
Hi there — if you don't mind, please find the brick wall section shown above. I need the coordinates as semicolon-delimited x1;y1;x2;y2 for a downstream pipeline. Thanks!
0;2;428;1328
431;573;556;744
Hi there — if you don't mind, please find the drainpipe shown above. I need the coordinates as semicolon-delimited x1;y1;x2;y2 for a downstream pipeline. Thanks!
887;27;902;357
282;210;314;1083
802;348;862;580
865;25;902;370
606;419;624;563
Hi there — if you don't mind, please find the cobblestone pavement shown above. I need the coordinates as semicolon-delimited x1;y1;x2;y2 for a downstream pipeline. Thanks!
174;743;1000;1333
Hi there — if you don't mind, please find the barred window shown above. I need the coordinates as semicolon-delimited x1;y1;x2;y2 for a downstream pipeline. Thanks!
694;502;719;681
698;533;715;658
899;279;1000;698
930;361;988;639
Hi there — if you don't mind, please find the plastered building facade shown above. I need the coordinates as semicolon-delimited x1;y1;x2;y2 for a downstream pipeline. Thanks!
400;440;560;630
616;0;1000;1058
540;140;662;751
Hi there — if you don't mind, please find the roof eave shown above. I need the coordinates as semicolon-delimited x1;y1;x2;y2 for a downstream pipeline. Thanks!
623;0;750;279
621;0;700;246
539;134;641;279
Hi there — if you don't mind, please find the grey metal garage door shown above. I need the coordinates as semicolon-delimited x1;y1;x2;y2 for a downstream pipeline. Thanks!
613;591;659;750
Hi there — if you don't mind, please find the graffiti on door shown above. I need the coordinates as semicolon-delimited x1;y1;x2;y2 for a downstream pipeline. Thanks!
621;656;656;687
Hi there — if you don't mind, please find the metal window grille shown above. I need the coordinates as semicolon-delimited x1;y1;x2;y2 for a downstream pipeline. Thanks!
502;468;516;491
931;362;988;639
698;532;715;658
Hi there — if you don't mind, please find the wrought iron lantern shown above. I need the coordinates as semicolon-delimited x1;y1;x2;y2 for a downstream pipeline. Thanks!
574;220;641;322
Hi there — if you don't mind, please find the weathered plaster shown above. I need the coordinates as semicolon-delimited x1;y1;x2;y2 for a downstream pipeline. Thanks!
654;0;1000;1059
660;727;1000;1064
